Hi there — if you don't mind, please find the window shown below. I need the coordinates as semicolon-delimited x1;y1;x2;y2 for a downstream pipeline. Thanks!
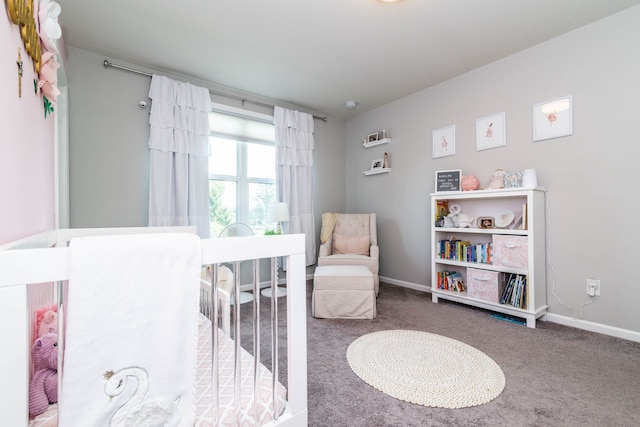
208;107;276;237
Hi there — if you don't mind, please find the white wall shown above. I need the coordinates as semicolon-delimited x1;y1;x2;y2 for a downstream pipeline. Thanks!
345;6;640;333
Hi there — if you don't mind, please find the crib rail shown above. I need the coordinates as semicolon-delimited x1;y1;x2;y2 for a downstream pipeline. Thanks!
0;228;308;427
200;235;308;426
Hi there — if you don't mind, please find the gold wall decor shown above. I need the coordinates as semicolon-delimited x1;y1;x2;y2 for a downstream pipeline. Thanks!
6;0;42;73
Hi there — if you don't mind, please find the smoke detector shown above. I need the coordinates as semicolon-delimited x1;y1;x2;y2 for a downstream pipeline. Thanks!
345;101;357;110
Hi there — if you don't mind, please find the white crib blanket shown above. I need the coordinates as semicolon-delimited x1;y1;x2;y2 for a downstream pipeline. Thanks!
31;317;287;427
60;233;201;426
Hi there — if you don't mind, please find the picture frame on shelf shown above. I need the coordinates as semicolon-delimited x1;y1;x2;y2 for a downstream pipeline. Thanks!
370;158;384;171
368;132;379;143
533;95;573;142
477;217;495;229
476;112;506;151
432;125;455;158
435;169;462;192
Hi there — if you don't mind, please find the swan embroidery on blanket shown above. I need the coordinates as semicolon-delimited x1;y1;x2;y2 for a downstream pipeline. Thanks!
103;367;182;427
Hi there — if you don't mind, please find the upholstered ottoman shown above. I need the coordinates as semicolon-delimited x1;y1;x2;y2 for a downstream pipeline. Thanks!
312;265;376;319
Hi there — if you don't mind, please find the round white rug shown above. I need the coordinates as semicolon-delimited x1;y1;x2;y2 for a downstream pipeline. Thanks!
346;330;505;408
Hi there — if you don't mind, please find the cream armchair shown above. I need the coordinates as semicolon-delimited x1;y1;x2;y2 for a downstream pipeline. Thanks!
317;213;379;294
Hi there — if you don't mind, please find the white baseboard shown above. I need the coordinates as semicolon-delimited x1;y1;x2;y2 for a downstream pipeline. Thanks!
379;276;429;293
380;276;640;344
544;313;640;343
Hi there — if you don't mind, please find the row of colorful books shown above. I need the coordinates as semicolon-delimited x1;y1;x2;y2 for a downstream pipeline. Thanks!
436;270;466;292
436;239;492;264
500;273;527;309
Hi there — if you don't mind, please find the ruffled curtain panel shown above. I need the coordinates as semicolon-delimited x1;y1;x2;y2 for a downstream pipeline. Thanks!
274;106;316;265
148;75;211;238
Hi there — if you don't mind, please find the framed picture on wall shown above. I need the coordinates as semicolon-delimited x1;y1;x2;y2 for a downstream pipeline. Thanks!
370;158;384;171
533;95;573;142
476;112;506;151
432;125;455;158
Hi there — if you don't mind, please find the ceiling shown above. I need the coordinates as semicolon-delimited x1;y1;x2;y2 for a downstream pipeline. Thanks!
55;0;640;119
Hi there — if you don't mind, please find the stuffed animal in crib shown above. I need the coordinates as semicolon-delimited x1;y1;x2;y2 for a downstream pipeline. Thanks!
29;332;58;418
34;305;58;340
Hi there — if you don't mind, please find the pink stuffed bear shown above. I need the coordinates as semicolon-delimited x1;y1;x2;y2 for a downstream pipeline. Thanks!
29;332;58;418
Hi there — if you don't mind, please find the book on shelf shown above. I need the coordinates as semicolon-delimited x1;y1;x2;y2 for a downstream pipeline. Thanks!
435;200;449;221
437;270;465;292
437;239;492;264
500;273;528;309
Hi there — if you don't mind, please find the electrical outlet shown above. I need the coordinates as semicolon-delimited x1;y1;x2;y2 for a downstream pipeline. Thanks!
586;278;601;296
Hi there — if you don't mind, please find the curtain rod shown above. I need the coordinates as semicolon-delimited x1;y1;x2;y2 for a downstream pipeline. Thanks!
103;59;328;122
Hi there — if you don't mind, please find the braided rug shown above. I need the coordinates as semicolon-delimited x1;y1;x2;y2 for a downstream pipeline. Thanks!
347;330;505;408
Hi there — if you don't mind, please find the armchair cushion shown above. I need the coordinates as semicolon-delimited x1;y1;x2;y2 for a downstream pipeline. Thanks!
317;252;379;275
334;234;370;255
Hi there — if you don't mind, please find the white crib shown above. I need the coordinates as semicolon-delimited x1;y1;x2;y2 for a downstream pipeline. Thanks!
0;227;308;426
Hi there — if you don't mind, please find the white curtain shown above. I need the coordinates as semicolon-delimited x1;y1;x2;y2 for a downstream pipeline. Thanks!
274;106;316;265
148;75;211;238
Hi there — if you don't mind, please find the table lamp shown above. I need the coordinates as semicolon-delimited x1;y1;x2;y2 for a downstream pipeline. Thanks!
263;202;289;298
268;202;289;234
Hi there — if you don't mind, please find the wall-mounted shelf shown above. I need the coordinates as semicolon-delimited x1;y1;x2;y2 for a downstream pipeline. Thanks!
363;168;391;176
363;138;391;148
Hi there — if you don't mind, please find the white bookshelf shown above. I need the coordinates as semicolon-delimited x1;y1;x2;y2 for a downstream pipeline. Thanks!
430;187;547;328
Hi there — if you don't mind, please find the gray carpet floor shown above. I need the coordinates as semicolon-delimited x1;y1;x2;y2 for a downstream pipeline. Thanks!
303;281;640;427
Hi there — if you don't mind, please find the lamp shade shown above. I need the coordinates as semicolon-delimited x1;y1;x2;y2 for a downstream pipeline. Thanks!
268;202;289;222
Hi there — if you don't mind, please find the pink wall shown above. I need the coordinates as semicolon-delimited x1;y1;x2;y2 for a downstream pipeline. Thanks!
0;5;56;245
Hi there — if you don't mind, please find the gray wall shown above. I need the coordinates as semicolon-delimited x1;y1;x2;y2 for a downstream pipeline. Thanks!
66;47;347;239
344;6;640;333
66;6;640;334
67;48;152;228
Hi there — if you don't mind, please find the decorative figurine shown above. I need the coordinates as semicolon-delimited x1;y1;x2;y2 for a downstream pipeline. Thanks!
487;169;506;189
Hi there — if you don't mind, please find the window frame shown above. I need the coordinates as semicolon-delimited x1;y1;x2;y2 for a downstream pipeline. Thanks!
208;104;276;234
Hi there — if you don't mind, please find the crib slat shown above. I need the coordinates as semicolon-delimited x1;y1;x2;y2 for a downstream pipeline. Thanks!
252;259;261;424
270;257;280;421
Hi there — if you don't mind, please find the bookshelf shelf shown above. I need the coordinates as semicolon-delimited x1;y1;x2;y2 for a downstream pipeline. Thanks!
430;187;547;328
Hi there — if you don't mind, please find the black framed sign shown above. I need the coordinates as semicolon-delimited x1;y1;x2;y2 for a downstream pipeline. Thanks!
435;169;462;192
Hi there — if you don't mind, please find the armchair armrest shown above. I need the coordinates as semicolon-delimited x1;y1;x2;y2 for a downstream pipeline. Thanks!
370;245;379;260
318;234;334;257
319;243;330;258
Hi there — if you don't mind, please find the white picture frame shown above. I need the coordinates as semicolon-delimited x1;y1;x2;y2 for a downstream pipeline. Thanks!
533;95;573;142
476;112;506;151
432;125;455;158
370;158;384;171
